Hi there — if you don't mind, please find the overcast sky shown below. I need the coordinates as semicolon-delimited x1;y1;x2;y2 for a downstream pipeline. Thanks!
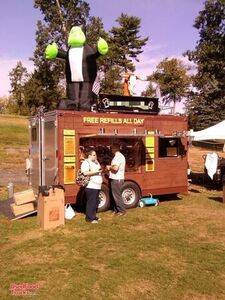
0;0;205;110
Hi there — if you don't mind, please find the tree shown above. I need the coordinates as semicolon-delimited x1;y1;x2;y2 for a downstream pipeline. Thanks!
141;83;159;98
34;0;90;44
86;16;109;48
9;61;30;114
110;13;148;70
102;66;123;95
145;58;191;114
103;13;148;94
185;0;225;130
0;96;9;114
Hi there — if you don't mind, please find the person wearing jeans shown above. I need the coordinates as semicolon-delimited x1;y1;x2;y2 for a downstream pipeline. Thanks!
81;149;103;223
107;144;126;216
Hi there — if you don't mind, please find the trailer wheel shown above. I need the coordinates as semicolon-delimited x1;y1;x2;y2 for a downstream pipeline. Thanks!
98;184;110;212
122;181;141;209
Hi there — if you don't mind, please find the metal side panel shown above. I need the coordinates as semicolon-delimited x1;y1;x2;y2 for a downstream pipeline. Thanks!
29;116;41;190
42;116;57;186
29;111;57;190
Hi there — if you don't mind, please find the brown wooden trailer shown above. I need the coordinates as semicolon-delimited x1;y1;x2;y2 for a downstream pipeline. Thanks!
28;105;188;211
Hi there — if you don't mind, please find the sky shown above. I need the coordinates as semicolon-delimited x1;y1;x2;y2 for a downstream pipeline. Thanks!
0;0;205;111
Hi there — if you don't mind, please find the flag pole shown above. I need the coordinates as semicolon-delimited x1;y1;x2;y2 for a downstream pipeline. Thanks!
55;0;67;42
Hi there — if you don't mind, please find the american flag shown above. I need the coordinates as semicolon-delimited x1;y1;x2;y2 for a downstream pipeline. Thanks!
92;70;105;95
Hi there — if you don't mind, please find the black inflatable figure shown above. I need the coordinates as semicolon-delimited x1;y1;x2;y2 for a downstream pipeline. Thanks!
45;26;108;111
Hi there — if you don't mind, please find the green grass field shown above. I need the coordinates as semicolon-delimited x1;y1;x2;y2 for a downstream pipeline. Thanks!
0;115;29;199
0;114;28;166
0;115;225;299
1;193;225;299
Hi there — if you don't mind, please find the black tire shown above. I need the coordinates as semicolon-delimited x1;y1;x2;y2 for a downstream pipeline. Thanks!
122;181;141;209
98;184;110;212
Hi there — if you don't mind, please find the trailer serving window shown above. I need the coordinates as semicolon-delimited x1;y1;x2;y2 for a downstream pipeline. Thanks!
158;137;181;157
80;137;145;172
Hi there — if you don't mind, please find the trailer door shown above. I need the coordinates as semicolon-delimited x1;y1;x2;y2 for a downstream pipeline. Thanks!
29;112;57;189
29;117;40;189
42;115;57;186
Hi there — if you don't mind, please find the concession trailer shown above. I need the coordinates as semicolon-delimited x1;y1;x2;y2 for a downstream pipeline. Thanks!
26;95;189;211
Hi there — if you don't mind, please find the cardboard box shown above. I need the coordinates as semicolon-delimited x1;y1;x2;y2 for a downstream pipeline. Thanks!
11;202;35;216
14;189;36;206
37;187;65;230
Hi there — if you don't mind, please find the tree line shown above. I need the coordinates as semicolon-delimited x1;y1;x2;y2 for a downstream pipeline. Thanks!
1;0;224;130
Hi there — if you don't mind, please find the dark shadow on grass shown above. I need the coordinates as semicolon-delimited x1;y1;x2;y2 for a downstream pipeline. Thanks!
190;172;222;191
158;194;182;203
188;188;201;193
208;196;224;204
72;188;86;213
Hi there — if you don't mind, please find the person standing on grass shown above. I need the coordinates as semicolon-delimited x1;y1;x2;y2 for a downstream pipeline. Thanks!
106;143;126;216
81;149;103;223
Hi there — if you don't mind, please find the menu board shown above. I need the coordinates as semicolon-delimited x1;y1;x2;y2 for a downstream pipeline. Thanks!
63;129;76;184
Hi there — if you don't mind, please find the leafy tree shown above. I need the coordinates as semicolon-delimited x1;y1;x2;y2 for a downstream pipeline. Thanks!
141;83;159;98
8;61;30;114
185;0;225;130
34;0;90;44
102;66;123;95
145;58;191;114
110;13;148;70
86;16;109;48
0;96;9;113
103;13;148;94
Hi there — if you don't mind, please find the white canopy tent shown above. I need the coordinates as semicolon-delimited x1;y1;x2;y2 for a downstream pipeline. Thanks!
190;120;225;144
190;120;225;178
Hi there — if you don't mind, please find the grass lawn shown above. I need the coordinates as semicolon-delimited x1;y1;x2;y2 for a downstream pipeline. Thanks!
1;192;225;299
0;115;29;197
0;114;28;167
0;114;225;299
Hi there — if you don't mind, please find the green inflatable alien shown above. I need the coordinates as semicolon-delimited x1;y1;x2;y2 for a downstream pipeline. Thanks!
45;26;108;111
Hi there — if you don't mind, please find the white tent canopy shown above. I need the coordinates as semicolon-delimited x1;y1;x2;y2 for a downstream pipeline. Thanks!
190;120;225;143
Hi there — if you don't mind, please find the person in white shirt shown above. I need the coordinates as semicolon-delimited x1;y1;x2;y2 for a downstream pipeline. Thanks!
81;149;103;223
106;144;126;216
